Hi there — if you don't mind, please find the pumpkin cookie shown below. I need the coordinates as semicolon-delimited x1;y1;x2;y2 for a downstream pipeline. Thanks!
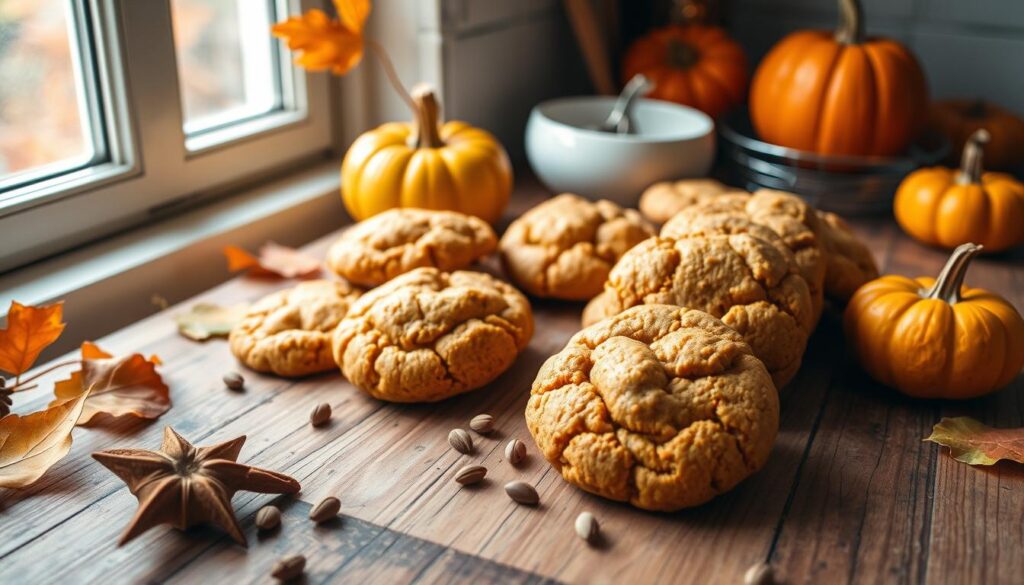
638;178;743;224
817;210;880;301
333;268;533;402
583;233;814;387
326;208;497;287
661;189;827;322
499;194;655;300
526;304;779;511
229;280;361;377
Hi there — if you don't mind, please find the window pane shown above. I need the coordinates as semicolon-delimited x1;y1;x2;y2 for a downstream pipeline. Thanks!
0;0;98;189
170;0;281;136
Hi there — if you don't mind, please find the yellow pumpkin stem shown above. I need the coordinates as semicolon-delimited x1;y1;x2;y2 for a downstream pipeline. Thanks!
922;243;983;304
409;84;444;149
835;0;864;44
957;129;990;184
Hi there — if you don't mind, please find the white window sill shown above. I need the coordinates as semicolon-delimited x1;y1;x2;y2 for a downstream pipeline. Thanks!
0;161;348;358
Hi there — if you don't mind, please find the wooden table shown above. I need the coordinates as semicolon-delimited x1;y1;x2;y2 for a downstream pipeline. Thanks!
2;182;1023;585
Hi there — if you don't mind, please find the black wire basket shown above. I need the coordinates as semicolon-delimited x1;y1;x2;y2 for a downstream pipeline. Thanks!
718;109;950;215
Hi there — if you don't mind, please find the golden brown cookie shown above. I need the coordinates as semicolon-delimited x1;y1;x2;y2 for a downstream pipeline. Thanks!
333;268;533;402
526;304;779;511
661;189;827;322
583;233;814;387
229;280;361;377
817;210;880;301
326;208;497;287
498;194;654;300
638;178;742;224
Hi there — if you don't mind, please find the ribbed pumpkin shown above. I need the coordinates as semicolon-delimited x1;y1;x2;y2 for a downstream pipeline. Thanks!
749;0;928;156
341;85;513;224
929;100;1024;170
894;130;1024;252
621;25;747;119
845;243;1024;399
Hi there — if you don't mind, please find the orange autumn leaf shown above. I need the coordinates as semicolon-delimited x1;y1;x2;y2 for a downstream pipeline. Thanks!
925;417;1024;466
224;242;322;279
0;301;66;377
271;0;369;75
0;390;88;488
52;342;170;425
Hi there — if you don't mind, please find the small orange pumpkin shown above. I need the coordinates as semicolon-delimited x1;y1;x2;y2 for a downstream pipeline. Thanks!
845;243;1024;399
929;99;1024;170
749;0;928;156
621;25;747;119
894;130;1024;252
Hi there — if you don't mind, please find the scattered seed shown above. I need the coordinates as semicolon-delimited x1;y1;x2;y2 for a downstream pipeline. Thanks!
744;562;774;585
309;496;341;523
575;511;599;543
505;439;526;466
271;554;306;581
255;505;281;531
454;464;487;485
310;402;332;427
222;371;244;391
469;413;494;434
448;428;473;454
504;480;539;505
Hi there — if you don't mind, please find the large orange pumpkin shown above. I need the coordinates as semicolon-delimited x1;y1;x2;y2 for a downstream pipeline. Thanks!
894;130;1024;252
929;100;1024;170
622;25;747;119
749;0;928;156
845;243;1024;399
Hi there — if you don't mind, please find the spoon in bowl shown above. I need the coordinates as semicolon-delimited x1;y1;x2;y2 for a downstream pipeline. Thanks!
590;74;655;134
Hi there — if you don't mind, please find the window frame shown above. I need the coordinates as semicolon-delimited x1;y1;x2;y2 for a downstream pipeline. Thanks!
0;0;335;273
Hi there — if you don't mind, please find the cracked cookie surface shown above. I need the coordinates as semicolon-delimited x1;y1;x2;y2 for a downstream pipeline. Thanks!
229;279;362;377
499;194;654;300
327;208;497;287
582;233;813;387
816;211;879;301
638;178;742;224
332;267;533;402
661;189;827;322
526;304;779;511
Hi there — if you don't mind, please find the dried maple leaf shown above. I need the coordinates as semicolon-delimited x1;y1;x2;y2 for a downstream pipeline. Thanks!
271;0;369;75
52;342;170;425
223;242;321;279
175;302;250;341
0;301;65;377
925;417;1024;466
0;389;88;488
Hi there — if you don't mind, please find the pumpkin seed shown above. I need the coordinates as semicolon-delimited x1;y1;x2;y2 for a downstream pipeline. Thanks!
310;402;332;427
574;511;599;543
271;554;306;581
222;371;244;391
454;464;487;485
505;439;526;465
448;428;473;454
255;505;281;531
469;413;494;434
504;480;539;505
309;496;340;523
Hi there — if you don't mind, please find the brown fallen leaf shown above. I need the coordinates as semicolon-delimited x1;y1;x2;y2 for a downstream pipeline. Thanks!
925;417;1024;466
224;242;321;279
175;302;250;341
52;342;170;425
0;389;89;488
0;301;66;378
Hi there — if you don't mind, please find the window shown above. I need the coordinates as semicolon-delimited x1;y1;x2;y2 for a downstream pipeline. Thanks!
0;0;334;272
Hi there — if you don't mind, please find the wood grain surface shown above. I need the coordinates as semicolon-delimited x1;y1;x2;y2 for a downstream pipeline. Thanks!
1;183;1022;585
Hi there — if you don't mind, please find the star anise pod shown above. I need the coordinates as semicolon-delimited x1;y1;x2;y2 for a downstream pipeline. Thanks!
93;427;301;546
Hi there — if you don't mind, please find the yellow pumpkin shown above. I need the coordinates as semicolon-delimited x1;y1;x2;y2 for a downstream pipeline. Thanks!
341;85;513;224
845;243;1024;399
894;130;1024;252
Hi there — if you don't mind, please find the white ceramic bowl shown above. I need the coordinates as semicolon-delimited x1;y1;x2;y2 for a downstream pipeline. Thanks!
525;96;715;206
